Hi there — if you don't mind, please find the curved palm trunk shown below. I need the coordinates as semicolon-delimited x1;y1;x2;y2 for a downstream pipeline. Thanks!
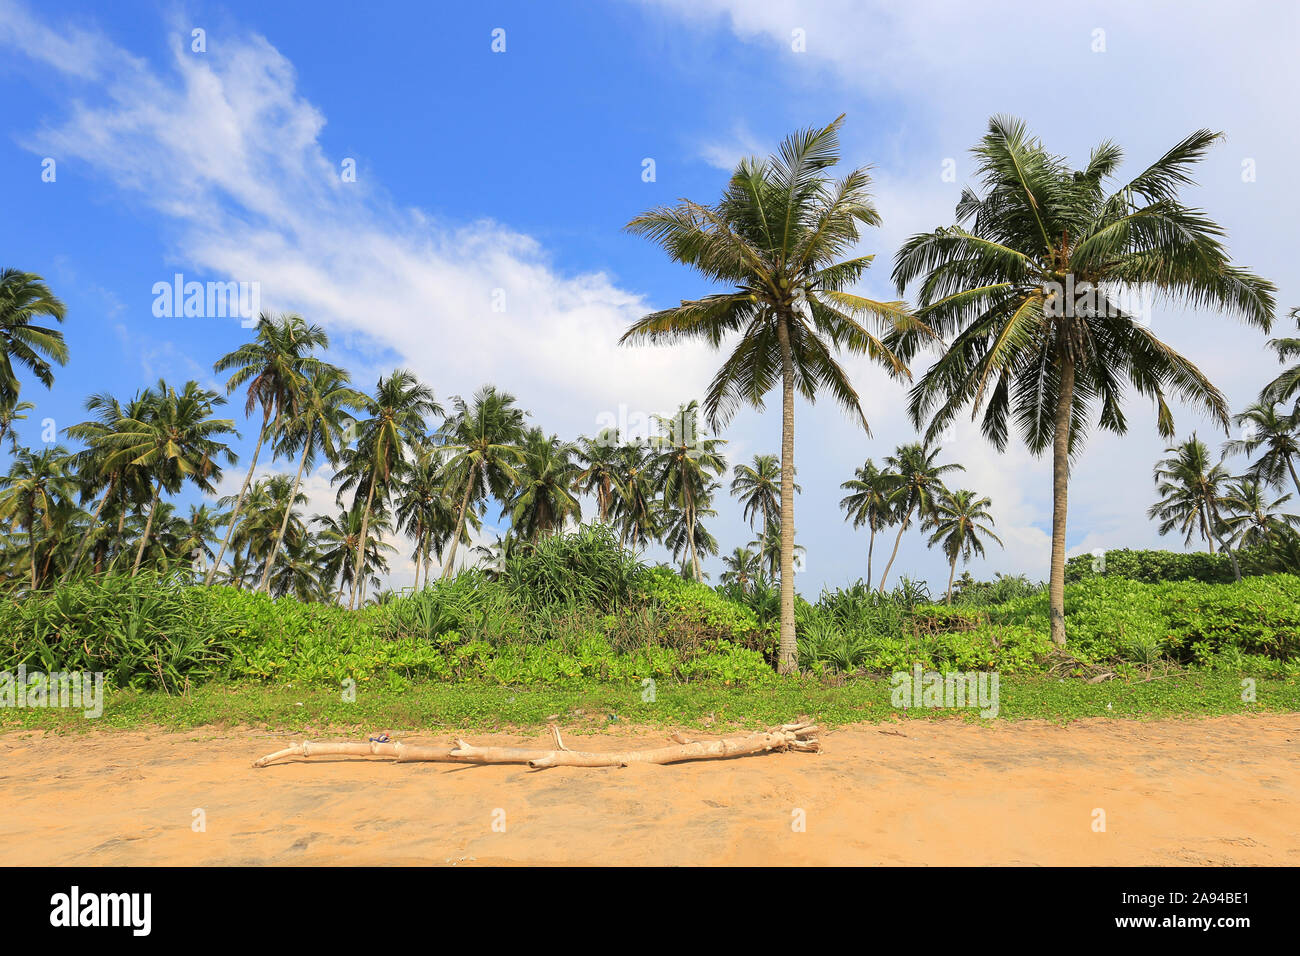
776;317;797;674
350;477;378;610
946;555;958;605
442;463;478;580
878;502;914;594
1048;358;1075;646
64;478;115;581
1287;454;1300;500
131;482;162;577
257;438;311;594
207;409;271;586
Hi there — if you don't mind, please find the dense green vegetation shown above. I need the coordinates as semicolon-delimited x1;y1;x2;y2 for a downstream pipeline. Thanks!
5;524;1298;711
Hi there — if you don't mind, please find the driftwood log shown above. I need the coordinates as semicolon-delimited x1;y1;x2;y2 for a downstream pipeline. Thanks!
253;719;821;770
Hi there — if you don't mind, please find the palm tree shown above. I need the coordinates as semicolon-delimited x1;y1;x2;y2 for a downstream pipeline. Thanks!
104;380;237;575
62;388;155;579
621;116;919;673
238;476;308;579
927;489;1003;603
207;313;328;585
266;531;328;601
177;504;224;575
613;442;660;553
648;402;727;582
663;483;721;580
336;369;440;607
437;385;526;578
0;445;77;589
1224;401;1300;497
889;118;1275;644
256;364;363;593
508;427;582;542
839;458;893;588
720;545;763;592
394;446;463;591
0;269;69;408
877;442;963;592
576;428;625;524
1219;478;1300;551
1148;435;1236;554
730;453;800;542
751;520;804;582
315;506;395;603
0;397;34;453
1261;307;1300;409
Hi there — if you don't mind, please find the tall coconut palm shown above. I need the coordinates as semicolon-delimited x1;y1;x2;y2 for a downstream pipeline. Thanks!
890;118;1275;644
104;380;237;575
336;370;439;607
1224;401;1300;497
62;388;155;579
1149;434;1243;581
0;269;69;408
395;445;469;590
664;482;721;581
613;442;660;553
730;453;800;542
927;489;1003;603
1148;435;1236;554
622;116;920;672
838;458;893;589
255;364;363;593
576;428;625;524
508;427;582;542
437;385;526;578
877;442;963;592
0;445;77;589
207;313;328;585
648;402;727;582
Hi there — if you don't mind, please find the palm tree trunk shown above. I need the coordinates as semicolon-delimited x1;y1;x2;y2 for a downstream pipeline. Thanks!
257;438;311;594
207;409;270;586
64;478;115;580
442;464;478;580
775;316;798;675
1048;357;1075;646
350;477;378;610
866;524;876;590
878;503;914;593
28;518;38;591
1287;454;1300;501
946;555;957;605
1208;500;1241;582
131;482;162;576
686;507;701;582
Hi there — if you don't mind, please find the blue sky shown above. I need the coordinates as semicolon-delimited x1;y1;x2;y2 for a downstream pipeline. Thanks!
2;0;1297;592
